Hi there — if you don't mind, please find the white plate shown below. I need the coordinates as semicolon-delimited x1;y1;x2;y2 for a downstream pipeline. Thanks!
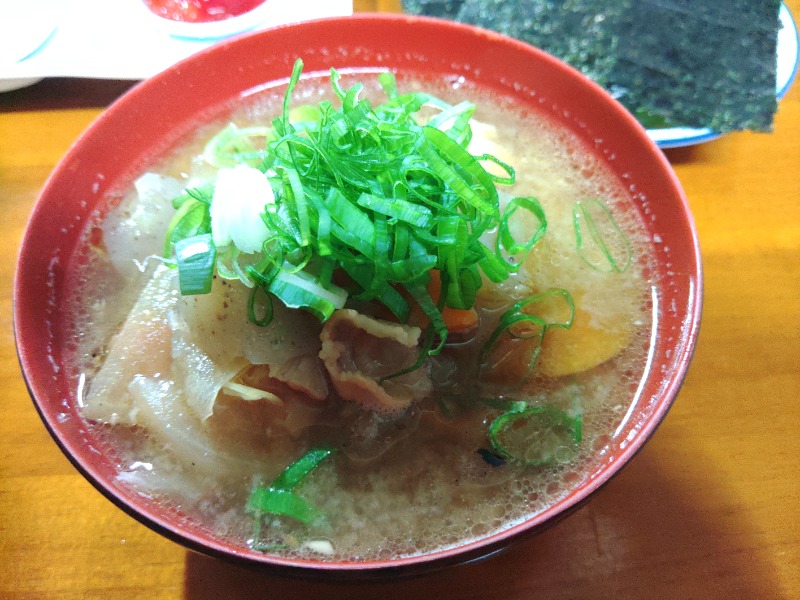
648;2;799;149
0;2;60;65
0;0;62;91
0;0;352;86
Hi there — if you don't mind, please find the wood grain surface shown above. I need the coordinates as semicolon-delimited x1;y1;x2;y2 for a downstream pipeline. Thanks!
1;1;798;598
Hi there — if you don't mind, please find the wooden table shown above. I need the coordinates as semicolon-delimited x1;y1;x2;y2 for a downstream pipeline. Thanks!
1;2;798;598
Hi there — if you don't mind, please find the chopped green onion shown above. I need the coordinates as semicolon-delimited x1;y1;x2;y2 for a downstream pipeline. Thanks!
489;405;582;466
247;284;274;327
174;234;216;295
572;199;632;273
324;188;375;257
172;184;213;210
203;124;273;168
341;262;410;322
282;58;304;132
419;125;499;217
510;288;575;331
480;313;547;384
279;166;311;247
248;447;335;529
476;241;510;283
356;192;434;228
271;447;336;490
480;289;575;383
268;268;347;322
497;196;547;270
476;153;515;185
425;100;476;146
247;488;320;525
163;197;211;258
406;284;448;357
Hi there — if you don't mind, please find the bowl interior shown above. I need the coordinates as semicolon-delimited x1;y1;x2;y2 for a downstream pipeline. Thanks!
14;14;701;577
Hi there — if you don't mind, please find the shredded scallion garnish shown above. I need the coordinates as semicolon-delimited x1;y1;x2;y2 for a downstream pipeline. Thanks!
165;59;548;360
174;234;216;295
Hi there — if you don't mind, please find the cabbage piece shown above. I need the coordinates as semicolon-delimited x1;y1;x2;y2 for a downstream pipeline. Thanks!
170;310;248;421
176;273;323;367
84;261;325;427
102;173;185;281
83;263;240;425
128;375;273;480
116;463;204;503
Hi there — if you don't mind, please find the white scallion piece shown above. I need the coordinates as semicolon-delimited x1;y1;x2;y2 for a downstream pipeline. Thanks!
211;165;274;253
301;539;335;556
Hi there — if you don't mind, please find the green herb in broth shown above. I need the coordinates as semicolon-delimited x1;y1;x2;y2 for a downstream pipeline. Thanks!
489;404;582;466
248;447;335;525
573;198;632;273
480;288;575;385
174;233;216;295
247;447;335;552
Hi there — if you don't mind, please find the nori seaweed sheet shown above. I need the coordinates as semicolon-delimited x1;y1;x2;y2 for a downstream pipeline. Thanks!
401;0;782;132
455;0;625;88
612;0;781;132
401;0;466;19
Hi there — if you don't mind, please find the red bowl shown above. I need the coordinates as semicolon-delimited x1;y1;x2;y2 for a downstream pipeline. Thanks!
13;14;702;579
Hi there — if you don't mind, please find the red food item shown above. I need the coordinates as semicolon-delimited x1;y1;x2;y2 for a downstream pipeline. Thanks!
143;0;268;23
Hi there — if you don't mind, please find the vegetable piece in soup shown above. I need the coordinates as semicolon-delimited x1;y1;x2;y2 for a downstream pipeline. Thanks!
67;60;654;561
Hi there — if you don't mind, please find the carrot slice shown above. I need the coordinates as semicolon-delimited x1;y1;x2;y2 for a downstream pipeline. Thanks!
537;304;631;378
427;270;479;334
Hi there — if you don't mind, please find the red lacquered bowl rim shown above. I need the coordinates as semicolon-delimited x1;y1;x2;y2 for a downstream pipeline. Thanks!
14;13;703;579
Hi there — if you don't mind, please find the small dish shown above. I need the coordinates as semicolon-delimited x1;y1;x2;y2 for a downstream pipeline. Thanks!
0;77;43;93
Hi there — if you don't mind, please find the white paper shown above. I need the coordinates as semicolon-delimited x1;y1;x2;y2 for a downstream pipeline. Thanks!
0;0;352;81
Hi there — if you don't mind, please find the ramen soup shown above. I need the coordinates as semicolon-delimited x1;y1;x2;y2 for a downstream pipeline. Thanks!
67;61;654;561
